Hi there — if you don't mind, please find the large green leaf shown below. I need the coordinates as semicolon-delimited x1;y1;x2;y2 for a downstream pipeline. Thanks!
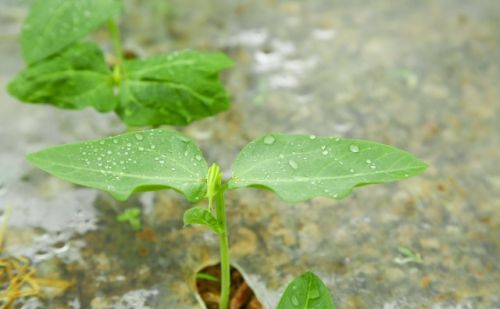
21;0;122;64
277;271;335;309
229;134;428;202
116;50;234;126
26;129;208;202
8;42;118;112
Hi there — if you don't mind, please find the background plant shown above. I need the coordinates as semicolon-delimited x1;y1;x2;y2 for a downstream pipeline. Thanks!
27;129;428;308
8;0;233;126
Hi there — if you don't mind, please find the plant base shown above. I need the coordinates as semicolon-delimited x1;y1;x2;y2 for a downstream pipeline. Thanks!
196;263;263;309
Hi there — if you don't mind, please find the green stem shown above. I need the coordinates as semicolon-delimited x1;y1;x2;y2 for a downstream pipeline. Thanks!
215;189;230;309
108;19;123;65
108;19;123;84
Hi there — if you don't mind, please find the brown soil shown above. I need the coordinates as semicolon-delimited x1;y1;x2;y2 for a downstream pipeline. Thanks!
196;263;263;309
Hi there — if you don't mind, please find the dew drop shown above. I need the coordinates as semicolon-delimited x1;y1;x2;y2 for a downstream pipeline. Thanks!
322;150;328;155
349;144;360;153
366;159;372;164
138;146;144;151
159;160;165;164
279;154;285;159
321;145;326;150
350;169;355;173
171;167;176;171
291;295;300;306
135;133;144;141
99;141;105;145
309;135;317;140
370;165;376;169
195;155;202;161
288;160;298;170
263;135;276;145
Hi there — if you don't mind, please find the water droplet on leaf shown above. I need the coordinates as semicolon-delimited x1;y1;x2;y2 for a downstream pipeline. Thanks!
263;135;276;145
288;160;298;169
135;133;144;141
349;144;360;153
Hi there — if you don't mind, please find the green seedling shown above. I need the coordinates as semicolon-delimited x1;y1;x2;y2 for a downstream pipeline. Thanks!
395;246;424;265
116;207;142;231
26;129;428;308
8;0;232;126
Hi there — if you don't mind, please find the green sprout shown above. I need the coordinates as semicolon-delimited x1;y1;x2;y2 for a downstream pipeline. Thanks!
26;129;427;308
395;246;424;265
116;207;142;231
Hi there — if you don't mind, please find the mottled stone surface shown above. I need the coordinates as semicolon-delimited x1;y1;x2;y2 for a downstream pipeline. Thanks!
0;0;499;308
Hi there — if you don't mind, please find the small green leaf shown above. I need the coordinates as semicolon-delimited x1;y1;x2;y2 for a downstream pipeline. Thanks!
21;0;122;64
26;129;208;202
8;42;118;112
395;246;424;264
117;207;142;231
277;271;335;309
183;207;221;234
116;50;233;126
195;273;219;282
229;134;428;203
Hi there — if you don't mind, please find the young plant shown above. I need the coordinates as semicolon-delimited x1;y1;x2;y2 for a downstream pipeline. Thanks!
116;207;142;231
8;0;232;126
26;129;428;308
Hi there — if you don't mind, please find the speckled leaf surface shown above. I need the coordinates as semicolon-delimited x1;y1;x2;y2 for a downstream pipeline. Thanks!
8;42;118;112
21;0;122;64
116;50;234;126
229;134;428;202
26;129;208;202
183;207;221;234
277;272;335;309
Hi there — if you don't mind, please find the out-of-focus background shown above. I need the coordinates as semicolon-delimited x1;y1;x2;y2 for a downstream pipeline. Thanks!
0;0;499;308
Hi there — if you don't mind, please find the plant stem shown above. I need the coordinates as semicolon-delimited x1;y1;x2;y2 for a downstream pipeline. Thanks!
108;19;124;85
215;189;230;309
108;19;124;65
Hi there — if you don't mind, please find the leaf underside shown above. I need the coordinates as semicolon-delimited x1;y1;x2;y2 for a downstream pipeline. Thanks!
116;50;234;126
277;271;335;309
183;207;221;234
26;129;208;202
8;42;118;112
229;134;428;203
21;0;122;64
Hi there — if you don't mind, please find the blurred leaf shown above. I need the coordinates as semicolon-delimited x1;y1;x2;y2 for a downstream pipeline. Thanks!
8;42;118;112
116;50;233;126
229;134;428;203
21;0;122;64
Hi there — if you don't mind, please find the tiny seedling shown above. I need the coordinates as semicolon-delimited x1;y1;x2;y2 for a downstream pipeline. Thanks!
26;129;428;308
116;207;142;231
395;246;424;265
8;0;232;126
